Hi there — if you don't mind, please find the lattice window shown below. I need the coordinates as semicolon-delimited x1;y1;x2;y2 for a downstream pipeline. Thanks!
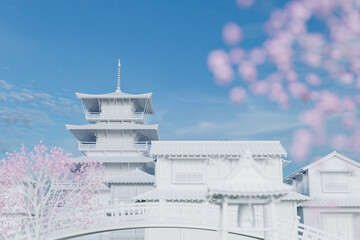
322;172;350;192
172;160;205;184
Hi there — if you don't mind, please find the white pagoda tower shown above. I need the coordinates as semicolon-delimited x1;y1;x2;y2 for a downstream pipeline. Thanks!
66;60;158;205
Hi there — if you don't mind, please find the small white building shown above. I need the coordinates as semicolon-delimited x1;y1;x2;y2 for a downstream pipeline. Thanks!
284;151;360;240
134;141;306;240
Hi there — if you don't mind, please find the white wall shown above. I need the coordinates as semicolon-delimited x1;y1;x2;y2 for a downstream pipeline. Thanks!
111;184;155;203
156;155;285;188
303;207;360;240
307;156;360;198
100;98;135;115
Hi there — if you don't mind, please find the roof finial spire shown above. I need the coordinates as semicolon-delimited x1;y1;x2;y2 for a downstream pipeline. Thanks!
116;59;121;93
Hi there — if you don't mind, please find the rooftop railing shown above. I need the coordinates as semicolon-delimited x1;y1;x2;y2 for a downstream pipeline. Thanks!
78;142;150;153
85;112;146;123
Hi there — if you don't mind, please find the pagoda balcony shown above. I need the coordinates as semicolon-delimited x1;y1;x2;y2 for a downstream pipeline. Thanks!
78;141;150;153
85;112;147;123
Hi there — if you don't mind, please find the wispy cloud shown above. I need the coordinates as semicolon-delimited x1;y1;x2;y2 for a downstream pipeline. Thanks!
0;79;81;114
0;107;53;126
175;108;302;140
0;79;81;153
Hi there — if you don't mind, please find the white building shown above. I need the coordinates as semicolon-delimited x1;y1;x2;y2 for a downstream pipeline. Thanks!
66;60;157;240
284;151;360;240
133;141;306;240
63;61;355;240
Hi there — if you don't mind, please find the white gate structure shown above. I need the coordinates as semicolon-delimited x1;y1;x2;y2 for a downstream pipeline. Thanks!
7;202;342;240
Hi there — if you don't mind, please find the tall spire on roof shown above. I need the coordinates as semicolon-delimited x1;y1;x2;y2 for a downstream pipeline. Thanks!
116;59;121;93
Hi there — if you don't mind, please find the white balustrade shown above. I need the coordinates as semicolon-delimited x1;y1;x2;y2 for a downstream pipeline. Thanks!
5;202;342;240
85;112;146;123
78;142;149;152
277;217;341;240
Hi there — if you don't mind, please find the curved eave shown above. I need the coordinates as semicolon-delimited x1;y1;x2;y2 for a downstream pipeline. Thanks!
280;191;311;203
65;124;159;142
133;188;207;202
150;141;287;157
75;92;155;114
75;92;153;99
71;155;155;163
209;191;289;198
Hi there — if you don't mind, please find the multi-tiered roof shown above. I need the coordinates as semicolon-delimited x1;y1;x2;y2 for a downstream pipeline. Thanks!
66;60;159;163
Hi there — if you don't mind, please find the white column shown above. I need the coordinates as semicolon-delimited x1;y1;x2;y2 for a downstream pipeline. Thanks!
218;198;228;240
270;196;278;240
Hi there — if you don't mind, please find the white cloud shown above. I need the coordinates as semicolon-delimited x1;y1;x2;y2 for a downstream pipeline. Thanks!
0;79;13;90
0;79;81;115
0;79;82;153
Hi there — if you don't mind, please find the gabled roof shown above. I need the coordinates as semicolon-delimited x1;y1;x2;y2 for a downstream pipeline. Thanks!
280;191;310;203
285;151;360;181
299;196;360;207
106;168;155;184
75;91;155;114
133;187;207;202
208;153;292;198
65;123;159;142
150;141;287;157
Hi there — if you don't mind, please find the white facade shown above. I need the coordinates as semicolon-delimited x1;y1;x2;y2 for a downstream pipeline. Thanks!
66;64;158;240
133;141;305;240
284;151;360;240
64;63;355;240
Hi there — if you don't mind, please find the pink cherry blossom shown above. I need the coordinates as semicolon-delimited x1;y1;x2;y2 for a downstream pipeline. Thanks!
341;114;356;128
207;50;234;85
229;48;245;64
306;73;322;86
340;73;354;84
236;0;255;8
209;0;360;160
249;48;267;65
238;61;257;81
342;97;356;112
331;134;349;150
250;81;268;95
287;1;312;21
351;130;360;153
288;82;310;101
229;86;247;104
0;143;105;239
300;109;325;133
290;128;313;161
304;52;322;67
222;23;242;45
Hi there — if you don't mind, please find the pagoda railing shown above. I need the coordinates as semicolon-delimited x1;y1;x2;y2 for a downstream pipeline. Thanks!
78;142;149;153
85;112;146;123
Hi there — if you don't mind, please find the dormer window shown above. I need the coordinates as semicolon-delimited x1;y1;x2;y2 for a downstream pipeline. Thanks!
321;171;350;193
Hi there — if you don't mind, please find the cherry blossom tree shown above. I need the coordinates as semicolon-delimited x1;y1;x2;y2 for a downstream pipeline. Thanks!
208;0;360;161
0;143;105;239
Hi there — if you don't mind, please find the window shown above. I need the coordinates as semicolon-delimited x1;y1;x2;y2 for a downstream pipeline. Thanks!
322;172;350;192
172;160;205;184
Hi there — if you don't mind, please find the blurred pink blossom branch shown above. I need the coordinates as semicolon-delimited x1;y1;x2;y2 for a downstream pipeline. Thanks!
0;143;105;239
208;0;360;161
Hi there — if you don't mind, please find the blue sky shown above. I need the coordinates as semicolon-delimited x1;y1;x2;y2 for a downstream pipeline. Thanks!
0;0;356;176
